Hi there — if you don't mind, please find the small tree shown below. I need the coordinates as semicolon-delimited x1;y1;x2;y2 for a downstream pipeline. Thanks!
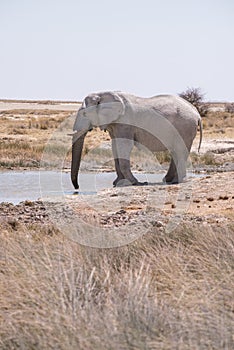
225;103;234;113
179;87;208;117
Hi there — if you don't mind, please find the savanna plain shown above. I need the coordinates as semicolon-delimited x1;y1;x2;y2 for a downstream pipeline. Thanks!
0;99;234;349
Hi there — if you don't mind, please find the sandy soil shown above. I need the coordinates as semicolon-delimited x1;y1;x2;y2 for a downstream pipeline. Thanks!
0;100;81;112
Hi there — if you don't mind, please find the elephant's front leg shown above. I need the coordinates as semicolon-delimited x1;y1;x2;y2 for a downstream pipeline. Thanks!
117;158;139;186
112;138;137;186
112;138;146;186
111;139;124;186
113;158;125;187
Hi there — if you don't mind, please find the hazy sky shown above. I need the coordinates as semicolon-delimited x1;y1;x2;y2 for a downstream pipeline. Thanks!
0;0;233;101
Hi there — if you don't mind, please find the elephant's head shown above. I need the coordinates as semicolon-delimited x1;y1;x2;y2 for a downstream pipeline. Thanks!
71;92;125;189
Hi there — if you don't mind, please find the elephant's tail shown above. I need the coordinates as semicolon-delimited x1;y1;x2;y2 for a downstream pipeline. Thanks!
198;117;203;153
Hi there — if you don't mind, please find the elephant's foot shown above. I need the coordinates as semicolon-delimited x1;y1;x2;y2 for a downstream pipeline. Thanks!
113;178;148;187
113;176;124;187
163;174;175;184
114;179;133;187
163;175;185;184
133;181;148;186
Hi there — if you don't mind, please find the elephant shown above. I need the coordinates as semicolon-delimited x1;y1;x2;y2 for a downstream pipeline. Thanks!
71;91;202;189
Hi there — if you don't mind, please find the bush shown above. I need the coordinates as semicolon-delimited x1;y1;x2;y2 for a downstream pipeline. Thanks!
179;87;209;117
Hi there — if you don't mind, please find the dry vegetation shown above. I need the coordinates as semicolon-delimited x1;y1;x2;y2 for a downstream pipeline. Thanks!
0;220;233;349
0;109;71;168
0;105;233;170
0;108;111;169
202;111;234;138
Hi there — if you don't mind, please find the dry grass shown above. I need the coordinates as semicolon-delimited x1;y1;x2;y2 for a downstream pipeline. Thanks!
0;110;110;169
202;112;234;138
0;140;44;168
0;108;233;170
0;112;73;168
0;221;233;349
1;112;69;132
191;151;220;166
0;139;71;168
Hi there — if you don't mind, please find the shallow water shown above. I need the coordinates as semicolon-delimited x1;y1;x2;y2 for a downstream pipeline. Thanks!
0;171;199;204
0;171;157;204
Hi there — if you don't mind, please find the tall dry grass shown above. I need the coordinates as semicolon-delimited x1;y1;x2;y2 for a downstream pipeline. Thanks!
0;112;72;168
0;221;233;349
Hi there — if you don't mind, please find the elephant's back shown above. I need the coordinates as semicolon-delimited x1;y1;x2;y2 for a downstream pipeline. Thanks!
150;94;200;118
121;93;200;119
164;94;199;112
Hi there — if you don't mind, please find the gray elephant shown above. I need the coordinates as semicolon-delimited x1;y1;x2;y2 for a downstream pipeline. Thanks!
71;91;202;189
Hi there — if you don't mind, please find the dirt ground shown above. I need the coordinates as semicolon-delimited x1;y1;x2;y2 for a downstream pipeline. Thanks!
1;171;233;234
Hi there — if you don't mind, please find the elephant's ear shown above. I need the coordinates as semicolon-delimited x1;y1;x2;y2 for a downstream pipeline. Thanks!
97;92;125;126
73;106;91;132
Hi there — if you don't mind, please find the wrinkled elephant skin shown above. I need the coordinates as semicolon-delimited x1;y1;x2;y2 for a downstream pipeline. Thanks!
71;92;202;189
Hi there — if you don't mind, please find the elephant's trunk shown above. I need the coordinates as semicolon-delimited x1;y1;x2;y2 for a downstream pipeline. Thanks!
71;133;86;189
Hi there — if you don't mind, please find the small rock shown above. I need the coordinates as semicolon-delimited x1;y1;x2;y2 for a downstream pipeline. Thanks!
219;195;229;200
207;197;214;201
151;220;164;228
116;209;126;215
24;200;34;206
195;217;203;222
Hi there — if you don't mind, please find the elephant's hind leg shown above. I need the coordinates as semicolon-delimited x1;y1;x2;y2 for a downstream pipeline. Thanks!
163;157;177;183
163;155;186;184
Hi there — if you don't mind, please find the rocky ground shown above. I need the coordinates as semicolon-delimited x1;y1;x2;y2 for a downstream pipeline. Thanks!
1;171;233;245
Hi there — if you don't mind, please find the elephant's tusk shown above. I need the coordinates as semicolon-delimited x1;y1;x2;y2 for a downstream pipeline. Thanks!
67;131;78;136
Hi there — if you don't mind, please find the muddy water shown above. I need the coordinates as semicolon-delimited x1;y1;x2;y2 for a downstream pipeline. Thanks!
0;171;164;204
